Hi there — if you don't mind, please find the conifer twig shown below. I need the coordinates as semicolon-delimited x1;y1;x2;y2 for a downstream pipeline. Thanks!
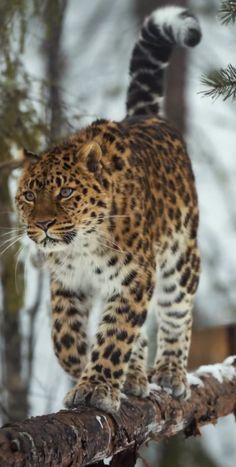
200;65;236;101
219;0;236;25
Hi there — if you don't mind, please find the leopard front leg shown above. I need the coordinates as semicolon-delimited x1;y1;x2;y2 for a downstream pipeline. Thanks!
124;331;149;397
64;269;155;413
51;280;89;379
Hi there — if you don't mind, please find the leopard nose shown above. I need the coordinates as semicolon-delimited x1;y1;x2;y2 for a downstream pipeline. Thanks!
35;219;56;232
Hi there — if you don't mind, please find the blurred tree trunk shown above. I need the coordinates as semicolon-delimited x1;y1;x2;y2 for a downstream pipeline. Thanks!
43;0;68;143
0;168;26;423
190;323;236;370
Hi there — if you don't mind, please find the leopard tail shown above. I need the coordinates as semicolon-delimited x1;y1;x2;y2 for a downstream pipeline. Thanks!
126;6;201;117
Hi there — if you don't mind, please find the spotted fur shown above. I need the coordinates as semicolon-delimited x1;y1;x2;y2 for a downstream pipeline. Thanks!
15;6;201;413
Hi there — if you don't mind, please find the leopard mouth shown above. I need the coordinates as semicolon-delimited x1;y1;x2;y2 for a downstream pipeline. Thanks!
62;230;77;245
41;236;58;248
29;229;78;252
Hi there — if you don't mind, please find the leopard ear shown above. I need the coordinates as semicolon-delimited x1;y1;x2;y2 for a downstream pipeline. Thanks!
79;141;102;173
23;148;40;163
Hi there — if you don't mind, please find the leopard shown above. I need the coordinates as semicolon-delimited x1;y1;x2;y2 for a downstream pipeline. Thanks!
15;6;202;413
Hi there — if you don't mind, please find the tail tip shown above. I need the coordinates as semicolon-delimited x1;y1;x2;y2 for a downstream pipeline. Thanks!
151;6;202;48
184;27;201;47
179;11;202;47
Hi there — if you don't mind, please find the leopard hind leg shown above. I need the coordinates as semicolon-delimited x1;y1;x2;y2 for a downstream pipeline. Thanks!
151;239;200;399
124;330;149;397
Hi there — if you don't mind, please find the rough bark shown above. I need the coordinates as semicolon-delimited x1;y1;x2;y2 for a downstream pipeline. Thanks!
0;357;236;467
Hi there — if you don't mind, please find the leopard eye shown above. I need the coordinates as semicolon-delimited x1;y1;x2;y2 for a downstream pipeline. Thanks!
24;191;35;202
59;187;74;198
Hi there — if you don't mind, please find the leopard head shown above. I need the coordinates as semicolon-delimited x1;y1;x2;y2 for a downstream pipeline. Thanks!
15;141;111;253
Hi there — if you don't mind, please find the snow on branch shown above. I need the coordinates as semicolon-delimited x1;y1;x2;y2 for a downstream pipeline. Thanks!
0;357;236;467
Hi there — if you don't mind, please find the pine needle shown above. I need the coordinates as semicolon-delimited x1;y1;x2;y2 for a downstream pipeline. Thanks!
200;65;236;101
219;0;236;25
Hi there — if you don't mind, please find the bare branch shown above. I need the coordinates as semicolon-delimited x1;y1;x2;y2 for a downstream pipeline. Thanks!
0;357;236;466
0;159;24;175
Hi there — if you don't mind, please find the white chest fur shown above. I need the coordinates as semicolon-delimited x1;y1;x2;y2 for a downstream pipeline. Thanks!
47;237;124;302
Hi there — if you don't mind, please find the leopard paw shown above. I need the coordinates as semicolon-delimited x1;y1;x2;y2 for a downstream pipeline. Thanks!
63;379;121;413
123;371;150;398
150;368;190;400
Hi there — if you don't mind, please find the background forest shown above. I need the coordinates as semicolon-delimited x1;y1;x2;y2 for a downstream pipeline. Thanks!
0;0;236;466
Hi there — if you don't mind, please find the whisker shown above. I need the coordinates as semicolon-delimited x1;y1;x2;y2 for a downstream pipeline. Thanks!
0;229;25;238
99;215;131;220
0;238;20;249
72;223;129;255
0;233;25;247
94;238;125;254
98;232;125;251
81;214;131;223
0;226;24;230
0;235;24;257
0;224;26;229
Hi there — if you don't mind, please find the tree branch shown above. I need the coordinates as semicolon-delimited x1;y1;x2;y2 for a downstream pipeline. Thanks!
0;159;24;175
0;357;236;467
